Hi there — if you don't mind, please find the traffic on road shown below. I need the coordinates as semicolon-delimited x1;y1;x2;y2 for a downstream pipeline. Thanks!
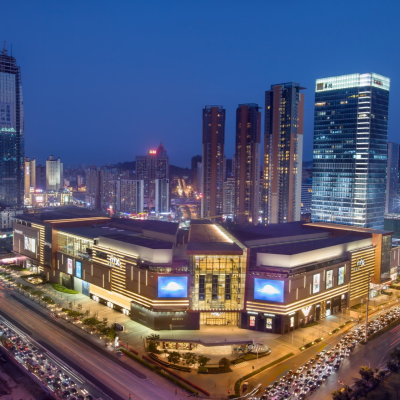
243;306;400;400
0;315;110;400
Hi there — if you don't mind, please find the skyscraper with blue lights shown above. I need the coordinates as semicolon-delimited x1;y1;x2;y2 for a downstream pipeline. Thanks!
0;46;24;207
311;73;390;229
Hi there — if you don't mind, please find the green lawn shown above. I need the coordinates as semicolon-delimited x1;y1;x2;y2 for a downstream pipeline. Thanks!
50;282;78;294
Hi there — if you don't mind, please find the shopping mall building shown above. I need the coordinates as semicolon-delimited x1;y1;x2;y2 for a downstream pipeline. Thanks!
11;209;400;333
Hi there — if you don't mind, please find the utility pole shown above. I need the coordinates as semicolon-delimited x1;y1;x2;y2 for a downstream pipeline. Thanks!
365;271;371;342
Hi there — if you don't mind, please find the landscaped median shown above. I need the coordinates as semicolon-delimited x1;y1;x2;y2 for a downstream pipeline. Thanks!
231;352;294;398
120;348;210;396
50;282;78;294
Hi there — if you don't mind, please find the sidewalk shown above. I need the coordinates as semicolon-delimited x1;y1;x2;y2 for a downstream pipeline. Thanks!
4;267;396;398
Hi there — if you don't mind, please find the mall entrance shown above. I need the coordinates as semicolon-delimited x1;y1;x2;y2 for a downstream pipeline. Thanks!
200;312;239;326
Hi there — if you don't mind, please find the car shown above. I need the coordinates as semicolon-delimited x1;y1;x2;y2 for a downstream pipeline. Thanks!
63;374;70;381
63;390;71;399
45;377;53;385
69;380;76;387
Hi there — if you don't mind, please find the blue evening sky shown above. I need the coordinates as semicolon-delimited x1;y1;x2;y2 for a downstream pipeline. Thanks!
3;0;399;167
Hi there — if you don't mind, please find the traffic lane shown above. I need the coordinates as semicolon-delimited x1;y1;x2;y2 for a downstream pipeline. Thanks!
9;292;148;378
245;342;328;393
0;296;168;400
0;318;104;400
309;324;400;398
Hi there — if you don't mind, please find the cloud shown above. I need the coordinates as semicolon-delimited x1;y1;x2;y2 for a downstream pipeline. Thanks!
257;284;281;295
162;282;184;292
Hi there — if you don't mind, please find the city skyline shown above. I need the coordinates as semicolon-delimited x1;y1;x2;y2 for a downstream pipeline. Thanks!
2;1;399;167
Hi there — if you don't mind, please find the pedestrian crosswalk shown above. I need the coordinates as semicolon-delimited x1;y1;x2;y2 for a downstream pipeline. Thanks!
232;361;248;367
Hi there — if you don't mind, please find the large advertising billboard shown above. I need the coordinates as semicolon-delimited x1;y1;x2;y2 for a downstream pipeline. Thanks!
254;278;284;302
313;274;320;294
24;237;36;253
67;258;73;275
338;266;345;285
75;260;82;279
158;276;188;298
326;270;333;289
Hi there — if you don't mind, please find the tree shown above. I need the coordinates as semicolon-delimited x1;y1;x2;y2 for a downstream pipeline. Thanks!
197;355;211;367
390;347;400;364
218;357;231;369
68;301;73;309
387;359;398;372
181;352;197;366
167;351;181;365
332;386;352;400
147;341;158;353
84;310;90;318
147;334;160;341
77;303;82;311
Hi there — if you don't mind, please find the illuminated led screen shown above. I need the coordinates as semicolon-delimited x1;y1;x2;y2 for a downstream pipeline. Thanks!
254;278;284;302
158;276;188;298
313;273;320;294
326;270;333;289
338;266;345;285
67;258;73;275
76;261;82;279
24;237;36;253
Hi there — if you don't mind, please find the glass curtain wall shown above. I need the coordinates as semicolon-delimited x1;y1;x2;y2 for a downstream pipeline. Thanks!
57;233;93;260
190;254;246;311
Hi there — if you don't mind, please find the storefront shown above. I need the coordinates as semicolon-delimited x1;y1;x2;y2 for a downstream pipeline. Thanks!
199;311;240;326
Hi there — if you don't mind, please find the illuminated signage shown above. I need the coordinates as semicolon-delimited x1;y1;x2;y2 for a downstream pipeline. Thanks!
14;229;23;235
313;274;320;294
0;128;15;132
290;317;294;328
254;278;284;302
266;318;272;329
109;256;121;267
148;150;157;155
249;316;255;327
24;237;36;253
67;258;73;275
75;260;82;279
158;276;188;298
326;270;333;289
338;266;345;285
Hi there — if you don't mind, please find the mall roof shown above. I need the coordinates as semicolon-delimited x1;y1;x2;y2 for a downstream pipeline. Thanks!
102;233;173;250
187;222;243;255
255;233;368;256
225;222;328;245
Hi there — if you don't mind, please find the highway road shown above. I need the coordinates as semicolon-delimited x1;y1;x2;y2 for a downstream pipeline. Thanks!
0;287;192;400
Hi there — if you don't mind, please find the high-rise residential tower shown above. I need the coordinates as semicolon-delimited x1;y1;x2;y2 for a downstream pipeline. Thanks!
386;142;400;214
136;143;169;208
201;106;225;219
24;157;36;203
0;46;24;207
46;155;63;191
263;83;305;224
312;73;390;229
234;103;261;225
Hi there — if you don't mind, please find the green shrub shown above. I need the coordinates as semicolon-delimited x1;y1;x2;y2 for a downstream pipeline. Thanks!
198;367;208;373
233;353;293;396
83;317;100;327
50;282;78;294
62;309;84;318
42;296;55;304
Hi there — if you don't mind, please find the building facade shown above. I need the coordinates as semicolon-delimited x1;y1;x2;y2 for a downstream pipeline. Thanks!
263;83;305;224
46;155;63;191
223;177;235;215
312;73;390;229
12;210;399;333
0;48;24;208
386;142;400;214
201;106;225;219
24;157;36;204
234;103;261;225
136;143;169;208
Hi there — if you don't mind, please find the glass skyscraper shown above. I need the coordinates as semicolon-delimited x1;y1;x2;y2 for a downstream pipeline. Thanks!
312;73;390;229
0;47;24;207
